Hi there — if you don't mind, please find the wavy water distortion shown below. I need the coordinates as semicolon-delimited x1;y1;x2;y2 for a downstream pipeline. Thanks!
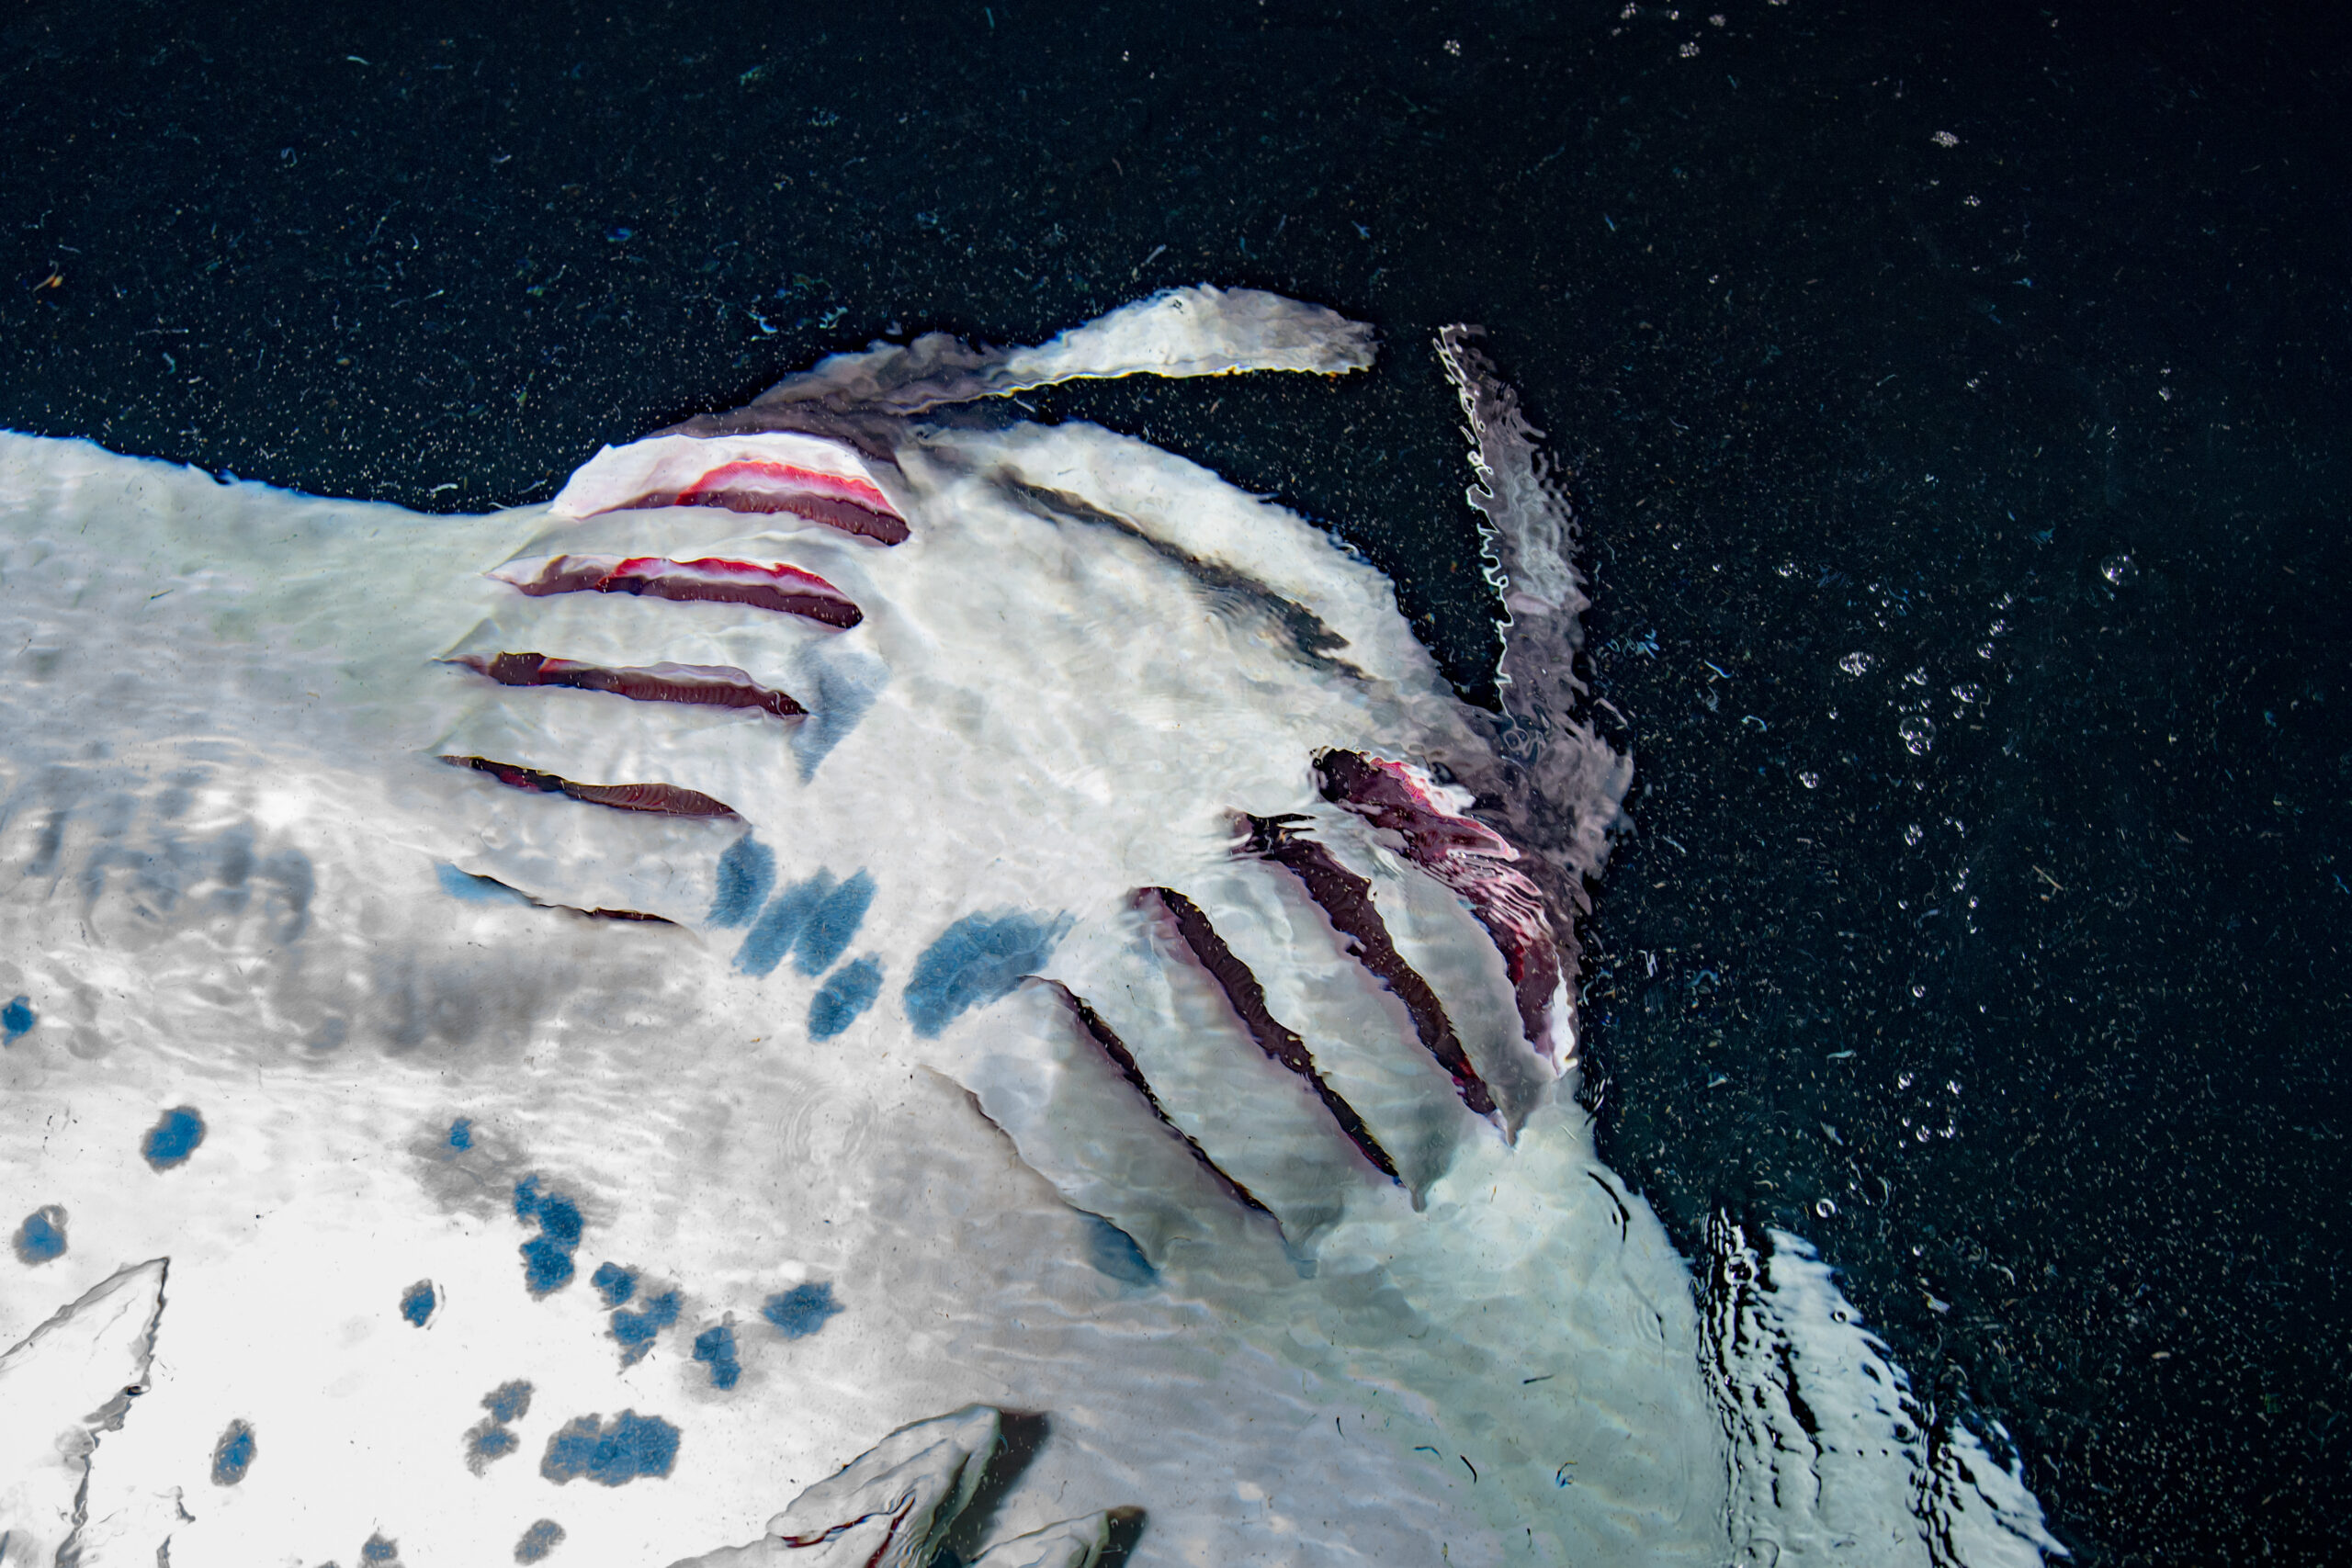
1315;749;1571;1068
452;652;807;717
1143;886;1401;1185
1239;812;1498;1118
1035;977;1276;1222
0;288;2058;1568
444;754;741;817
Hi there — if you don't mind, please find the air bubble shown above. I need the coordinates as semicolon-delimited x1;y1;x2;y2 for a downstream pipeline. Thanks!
1815;1198;1838;1218
1898;716;1935;755
1798;771;1821;789
2100;551;2139;585
1838;651;1874;676
1904;823;1924;845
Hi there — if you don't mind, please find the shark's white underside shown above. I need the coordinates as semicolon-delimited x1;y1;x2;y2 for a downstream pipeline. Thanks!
0;290;2058;1568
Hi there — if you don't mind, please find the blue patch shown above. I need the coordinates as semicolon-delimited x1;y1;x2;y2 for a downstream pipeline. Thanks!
210;1419;256;1485
470;1426;520;1464
539;1410;681;1486
707;837;776;928
13;1204;65;1265
691;1323;741;1391
483;1381;534;1425
1081;1213;1159;1286
794;870;876;976
808;956;884;1040
400;1280;436;1326
437;862;532;905
514;1177;583;1295
448;1117;474;1151
590;1261;637;1308
610;1289;679;1366
515;1519;567;1563
467;1380;533;1473
361;1533;400;1562
514;1178;582;1244
2;994;33;1041
141;1107;207;1170
903;911;1071;1036
762;1280;843;1340
520;1237;574;1294
791;644;888;781
734;873;831;978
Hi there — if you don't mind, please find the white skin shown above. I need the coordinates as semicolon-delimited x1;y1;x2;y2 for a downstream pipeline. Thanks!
0;360;1725;1568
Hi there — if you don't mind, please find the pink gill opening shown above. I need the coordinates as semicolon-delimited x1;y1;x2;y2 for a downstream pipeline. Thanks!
492;555;862;627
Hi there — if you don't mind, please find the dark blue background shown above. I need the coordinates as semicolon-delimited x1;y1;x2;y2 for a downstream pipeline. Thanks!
5;2;2346;1561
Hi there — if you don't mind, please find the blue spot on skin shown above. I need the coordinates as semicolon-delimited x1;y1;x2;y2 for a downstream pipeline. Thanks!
400;1280;436;1326
791;644;888;781
470;1427;520;1465
13;1204;66;1265
467;1381;534;1474
691;1323;741;1390
590;1262;637;1308
515;1518;567;1562
2;994;33;1041
538;1410;681;1486
514;1177;583;1295
141;1107;206;1170
361;1533;400;1562
735;873;831;977
520;1231;574;1293
448;1117;474;1151
483;1381;534;1425
808;956;884;1040
707;837;776;928
519;1231;575;1293
437;862;532;905
211;1419;256;1485
1081;1214;1159;1287
794;870;876;976
762;1280;842;1340
903;911;1071;1036
610;1290;679;1365
514;1177;578;1238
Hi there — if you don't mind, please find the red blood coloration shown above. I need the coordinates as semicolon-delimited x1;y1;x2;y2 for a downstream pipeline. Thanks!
492;555;863;627
611;460;908;545
1315;750;1569;1066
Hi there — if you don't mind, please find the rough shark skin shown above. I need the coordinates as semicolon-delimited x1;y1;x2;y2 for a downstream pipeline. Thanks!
0;288;2058;1567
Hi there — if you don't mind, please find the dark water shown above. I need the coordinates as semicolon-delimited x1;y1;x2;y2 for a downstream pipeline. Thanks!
5;2;2346;1561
